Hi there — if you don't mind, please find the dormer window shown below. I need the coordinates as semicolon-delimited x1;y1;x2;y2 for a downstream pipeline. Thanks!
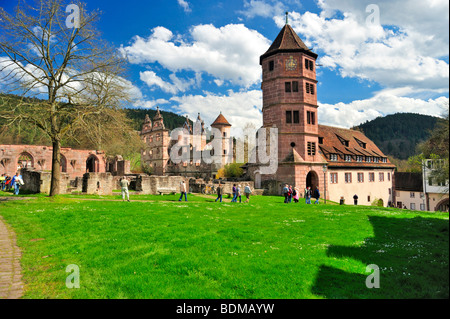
356;156;363;162
336;135;349;147
355;138;367;149
318;137;324;144
366;156;372;163
330;154;338;161
344;155;352;162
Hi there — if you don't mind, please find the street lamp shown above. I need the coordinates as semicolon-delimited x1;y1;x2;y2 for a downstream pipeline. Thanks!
323;164;327;204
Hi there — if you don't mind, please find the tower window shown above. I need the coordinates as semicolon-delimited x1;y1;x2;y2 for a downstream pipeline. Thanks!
285;82;291;93
307;142;316;156
269;60;274;71
292;81;299;92
305;59;314;71
306;83;315;95
307;111;316;125
286;111;292;124
293;111;299;124
223;132;227;137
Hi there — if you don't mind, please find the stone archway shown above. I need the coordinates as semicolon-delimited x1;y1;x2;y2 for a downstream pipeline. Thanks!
61;155;67;173
86;155;99;173
306;170;319;192
435;198;449;212
17;152;34;169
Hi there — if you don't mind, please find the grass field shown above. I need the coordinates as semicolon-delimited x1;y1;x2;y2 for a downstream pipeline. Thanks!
0;192;448;299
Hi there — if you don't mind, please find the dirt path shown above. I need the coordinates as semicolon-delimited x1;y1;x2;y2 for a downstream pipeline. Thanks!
0;216;23;299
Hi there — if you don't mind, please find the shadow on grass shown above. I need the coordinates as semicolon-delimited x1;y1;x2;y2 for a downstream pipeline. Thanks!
311;215;449;299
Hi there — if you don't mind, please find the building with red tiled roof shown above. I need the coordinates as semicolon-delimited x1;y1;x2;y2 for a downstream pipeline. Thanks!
247;19;396;205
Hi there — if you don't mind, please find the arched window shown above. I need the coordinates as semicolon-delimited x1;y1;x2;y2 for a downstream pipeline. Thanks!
18;152;34;168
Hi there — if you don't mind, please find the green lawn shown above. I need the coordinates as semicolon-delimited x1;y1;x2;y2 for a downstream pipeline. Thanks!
0;193;448;299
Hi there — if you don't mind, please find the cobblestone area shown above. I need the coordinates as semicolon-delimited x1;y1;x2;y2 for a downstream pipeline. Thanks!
0;216;23;299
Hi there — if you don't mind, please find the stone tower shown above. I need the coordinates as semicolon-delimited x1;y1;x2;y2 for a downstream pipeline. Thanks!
211;112;232;166
257;20;326;189
140;106;170;175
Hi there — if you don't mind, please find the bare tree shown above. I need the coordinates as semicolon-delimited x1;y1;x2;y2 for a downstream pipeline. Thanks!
0;0;134;196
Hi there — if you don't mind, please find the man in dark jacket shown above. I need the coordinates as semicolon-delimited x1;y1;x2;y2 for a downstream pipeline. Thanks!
215;184;223;202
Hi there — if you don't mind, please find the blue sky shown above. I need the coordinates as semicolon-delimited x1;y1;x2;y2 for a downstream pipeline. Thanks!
1;0;449;132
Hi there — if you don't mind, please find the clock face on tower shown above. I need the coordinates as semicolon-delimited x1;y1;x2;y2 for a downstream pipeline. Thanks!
285;56;298;71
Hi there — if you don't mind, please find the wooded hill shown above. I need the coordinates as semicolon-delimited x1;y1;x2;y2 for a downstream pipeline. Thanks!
352;113;443;160
0;93;189;147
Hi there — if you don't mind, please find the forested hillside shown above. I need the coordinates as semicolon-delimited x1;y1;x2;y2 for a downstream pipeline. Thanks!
0;93;189;147
353;113;442;159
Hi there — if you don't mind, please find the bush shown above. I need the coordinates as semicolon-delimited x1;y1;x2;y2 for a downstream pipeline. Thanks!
371;198;384;207
223;163;244;178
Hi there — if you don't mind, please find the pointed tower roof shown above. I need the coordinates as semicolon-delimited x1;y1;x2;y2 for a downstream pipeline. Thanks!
183;115;192;133
153;106;163;120
211;112;231;127
144;114;151;123
260;24;317;64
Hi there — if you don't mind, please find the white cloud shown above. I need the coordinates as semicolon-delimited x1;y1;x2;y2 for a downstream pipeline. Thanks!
140;71;199;94
135;98;170;109
318;94;449;128
239;0;286;19
274;1;449;94
169;89;263;134
177;0;192;13
120;24;271;88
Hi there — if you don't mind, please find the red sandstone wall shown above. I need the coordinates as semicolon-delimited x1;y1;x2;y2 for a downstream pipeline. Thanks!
0;144;106;179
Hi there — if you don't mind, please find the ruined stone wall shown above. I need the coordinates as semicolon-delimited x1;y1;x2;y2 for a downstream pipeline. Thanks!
21;169;75;194
82;172;114;195
0;144;107;179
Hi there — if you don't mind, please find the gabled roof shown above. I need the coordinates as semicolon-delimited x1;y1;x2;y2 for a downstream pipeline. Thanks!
260;24;318;64
211;112;231;127
318;125;395;168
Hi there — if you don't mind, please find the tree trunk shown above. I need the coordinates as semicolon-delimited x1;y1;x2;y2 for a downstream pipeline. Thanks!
49;139;61;196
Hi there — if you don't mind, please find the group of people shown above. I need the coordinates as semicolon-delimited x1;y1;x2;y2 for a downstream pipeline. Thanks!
228;184;252;203
0;172;25;195
282;184;320;204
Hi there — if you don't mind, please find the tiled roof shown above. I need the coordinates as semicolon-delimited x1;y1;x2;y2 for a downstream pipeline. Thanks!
318;125;396;169
211;113;231;126
260;24;318;63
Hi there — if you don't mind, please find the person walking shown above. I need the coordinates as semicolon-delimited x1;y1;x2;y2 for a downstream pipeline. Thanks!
353;194;358;205
120;177;130;202
5;175;11;191
244;185;252;203
236;185;242;203
314;188;320;204
231;184;237;202
215;184;223;202
305;186;312;204
179;180;188;202
282;184;289;203
288;185;293;203
293;187;299;203
0;174;5;191
11;172;24;195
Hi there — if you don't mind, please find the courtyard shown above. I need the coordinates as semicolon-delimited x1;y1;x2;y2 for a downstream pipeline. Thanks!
0;192;448;299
